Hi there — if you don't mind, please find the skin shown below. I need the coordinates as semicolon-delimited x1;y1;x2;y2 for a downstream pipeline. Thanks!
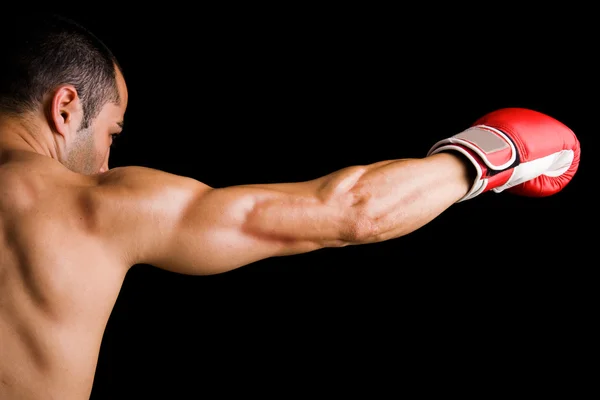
0;64;474;399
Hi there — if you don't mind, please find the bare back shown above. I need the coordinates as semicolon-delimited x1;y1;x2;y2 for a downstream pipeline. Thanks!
0;151;128;399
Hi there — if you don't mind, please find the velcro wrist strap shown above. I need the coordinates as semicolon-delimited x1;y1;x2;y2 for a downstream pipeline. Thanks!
428;125;518;171
427;125;519;202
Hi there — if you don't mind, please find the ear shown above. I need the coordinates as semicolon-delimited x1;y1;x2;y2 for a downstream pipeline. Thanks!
48;85;82;141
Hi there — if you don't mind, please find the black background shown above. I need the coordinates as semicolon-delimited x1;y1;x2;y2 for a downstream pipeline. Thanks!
36;4;595;398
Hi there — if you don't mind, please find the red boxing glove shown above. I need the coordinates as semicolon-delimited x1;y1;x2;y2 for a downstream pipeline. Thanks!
427;107;581;202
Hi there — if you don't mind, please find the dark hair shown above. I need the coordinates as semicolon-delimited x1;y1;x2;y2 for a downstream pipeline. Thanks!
0;12;122;129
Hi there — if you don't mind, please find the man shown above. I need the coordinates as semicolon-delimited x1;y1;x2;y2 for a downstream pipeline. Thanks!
0;12;580;400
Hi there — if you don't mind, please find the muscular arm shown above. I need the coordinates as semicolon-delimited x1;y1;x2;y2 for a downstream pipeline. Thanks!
92;152;473;275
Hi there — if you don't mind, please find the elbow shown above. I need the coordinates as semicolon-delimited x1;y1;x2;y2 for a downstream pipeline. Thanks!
326;168;384;244
341;201;382;244
344;215;377;244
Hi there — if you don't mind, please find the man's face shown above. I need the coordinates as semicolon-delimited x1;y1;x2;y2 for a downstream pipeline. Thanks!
64;67;128;175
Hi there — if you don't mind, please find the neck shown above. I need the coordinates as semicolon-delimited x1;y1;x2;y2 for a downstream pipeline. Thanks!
0;113;59;160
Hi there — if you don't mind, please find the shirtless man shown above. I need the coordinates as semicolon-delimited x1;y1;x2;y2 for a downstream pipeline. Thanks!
0;12;580;400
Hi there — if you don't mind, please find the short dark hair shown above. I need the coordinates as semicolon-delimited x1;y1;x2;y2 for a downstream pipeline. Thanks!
0;12;122;129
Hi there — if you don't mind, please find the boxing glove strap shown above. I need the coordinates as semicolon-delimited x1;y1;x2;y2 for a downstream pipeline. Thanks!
429;125;519;171
428;125;521;201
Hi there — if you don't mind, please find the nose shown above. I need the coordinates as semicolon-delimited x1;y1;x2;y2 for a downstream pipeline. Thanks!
99;150;110;173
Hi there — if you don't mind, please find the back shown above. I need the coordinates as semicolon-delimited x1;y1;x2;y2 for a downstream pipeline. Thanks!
0;151;128;400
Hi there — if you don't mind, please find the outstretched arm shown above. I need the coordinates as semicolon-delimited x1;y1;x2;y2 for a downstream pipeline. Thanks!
245;153;473;245
92;152;473;275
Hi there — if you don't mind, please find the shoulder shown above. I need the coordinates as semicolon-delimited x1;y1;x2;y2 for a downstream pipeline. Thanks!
0;153;218;268
90;165;213;224
85;166;214;263
95;165;199;189
91;166;209;209
0;154;201;229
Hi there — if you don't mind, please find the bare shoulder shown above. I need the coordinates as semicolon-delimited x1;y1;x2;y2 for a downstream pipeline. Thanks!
91;165;208;215
95;165;203;193
87;165;211;266
0;153;208;267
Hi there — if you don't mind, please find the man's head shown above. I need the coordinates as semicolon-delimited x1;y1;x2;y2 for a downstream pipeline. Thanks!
0;12;128;174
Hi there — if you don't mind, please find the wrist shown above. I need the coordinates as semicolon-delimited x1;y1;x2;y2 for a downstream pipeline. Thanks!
429;152;477;200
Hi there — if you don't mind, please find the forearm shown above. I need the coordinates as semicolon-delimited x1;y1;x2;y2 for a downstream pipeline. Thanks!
346;152;473;243
245;152;474;245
